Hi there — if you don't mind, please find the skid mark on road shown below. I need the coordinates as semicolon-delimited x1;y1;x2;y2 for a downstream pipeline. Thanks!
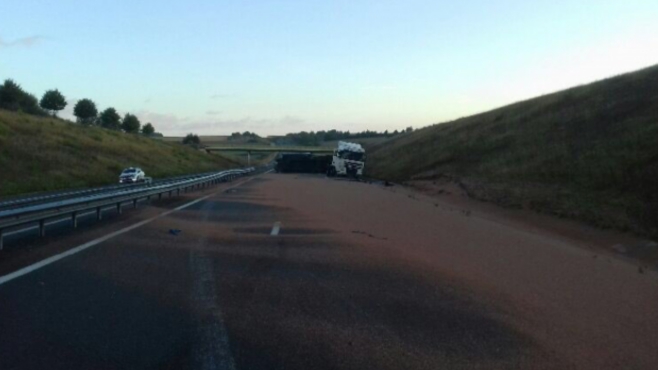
232;227;336;236
190;250;236;370
189;196;238;370
170;200;299;224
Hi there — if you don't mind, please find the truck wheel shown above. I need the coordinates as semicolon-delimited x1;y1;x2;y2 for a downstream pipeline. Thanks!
327;167;337;177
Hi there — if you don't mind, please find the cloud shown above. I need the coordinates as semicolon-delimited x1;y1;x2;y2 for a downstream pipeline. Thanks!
134;110;305;136
279;115;305;126
0;35;45;48
209;93;233;99
58;98;79;121
206;110;223;116
362;84;397;91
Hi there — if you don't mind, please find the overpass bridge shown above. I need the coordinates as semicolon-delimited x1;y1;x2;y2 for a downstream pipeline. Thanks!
205;146;333;165
205;146;333;154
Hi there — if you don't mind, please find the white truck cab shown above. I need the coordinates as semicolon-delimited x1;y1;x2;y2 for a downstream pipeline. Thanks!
327;141;366;178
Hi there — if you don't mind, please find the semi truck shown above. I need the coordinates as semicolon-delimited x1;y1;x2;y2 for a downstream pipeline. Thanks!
326;141;366;178
274;141;366;178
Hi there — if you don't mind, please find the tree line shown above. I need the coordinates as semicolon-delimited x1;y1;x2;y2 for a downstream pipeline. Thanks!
0;79;156;135
227;128;414;147
228;131;261;143
279;128;413;146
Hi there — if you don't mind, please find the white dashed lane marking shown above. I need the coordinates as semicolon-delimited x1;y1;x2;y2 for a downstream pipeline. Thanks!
270;222;281;236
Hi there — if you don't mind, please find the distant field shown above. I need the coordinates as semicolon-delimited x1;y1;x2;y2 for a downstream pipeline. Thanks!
206;146;332;153
163;135;272;147
0;110;240;197
367;64;658;238
162;135;229;146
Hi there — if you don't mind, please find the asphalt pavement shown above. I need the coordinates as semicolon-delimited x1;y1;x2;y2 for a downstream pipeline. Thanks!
1;173;657;369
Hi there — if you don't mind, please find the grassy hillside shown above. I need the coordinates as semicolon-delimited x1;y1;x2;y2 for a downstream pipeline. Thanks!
367;64;658;237
0;110;240;197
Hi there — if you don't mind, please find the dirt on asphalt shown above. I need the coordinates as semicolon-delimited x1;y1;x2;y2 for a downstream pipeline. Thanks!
1;172;657;369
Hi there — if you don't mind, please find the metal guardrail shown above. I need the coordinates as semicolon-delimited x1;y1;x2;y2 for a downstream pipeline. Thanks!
0;171;222;211
0;168;255;250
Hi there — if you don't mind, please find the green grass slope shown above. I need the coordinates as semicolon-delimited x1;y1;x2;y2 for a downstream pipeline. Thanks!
367;64;658;237
0;110;240;197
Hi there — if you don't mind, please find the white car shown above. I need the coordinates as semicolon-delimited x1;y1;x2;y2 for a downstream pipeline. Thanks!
119;167;146;184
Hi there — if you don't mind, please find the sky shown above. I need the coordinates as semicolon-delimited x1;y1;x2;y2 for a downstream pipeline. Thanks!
1;0;658;136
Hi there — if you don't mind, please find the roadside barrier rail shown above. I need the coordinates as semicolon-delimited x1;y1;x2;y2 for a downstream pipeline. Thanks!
0;168;255;250
0;171;222;211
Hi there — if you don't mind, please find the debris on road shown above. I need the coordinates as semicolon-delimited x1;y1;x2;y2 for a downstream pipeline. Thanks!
169;229;182;236
612;244;628;254
351;230;388;241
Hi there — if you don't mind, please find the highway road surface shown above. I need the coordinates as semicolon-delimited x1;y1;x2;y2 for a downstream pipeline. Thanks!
1;173;657;369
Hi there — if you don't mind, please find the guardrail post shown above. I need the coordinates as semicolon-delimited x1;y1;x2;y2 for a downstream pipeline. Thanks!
169;190;173;197
158;193;162;200
0;228;4;250
72;211;78;228
177;188;181;196
133;199;138;208
39;219;46;237
97;207;102;221
117;202;122;214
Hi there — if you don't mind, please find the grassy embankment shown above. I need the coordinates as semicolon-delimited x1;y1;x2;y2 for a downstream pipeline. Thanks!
0;110;240;197
367;64;658;238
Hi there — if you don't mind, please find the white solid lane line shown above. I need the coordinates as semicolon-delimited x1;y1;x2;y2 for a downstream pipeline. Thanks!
0;177;257;286
270;222;281;236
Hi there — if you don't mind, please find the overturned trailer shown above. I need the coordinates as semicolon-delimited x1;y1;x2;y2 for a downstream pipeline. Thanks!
275;153;332;173
275;141;366;178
